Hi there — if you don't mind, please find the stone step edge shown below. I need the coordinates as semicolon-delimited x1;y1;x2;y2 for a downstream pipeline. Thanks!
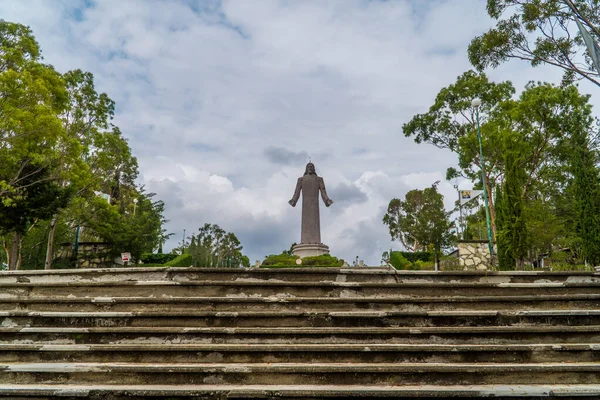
3;362;600;373
1;266;595;276
4;325;600;334
1;384;599;398
4;309;600;318
3;294;600;303
2;343;599;352
4;281;599;288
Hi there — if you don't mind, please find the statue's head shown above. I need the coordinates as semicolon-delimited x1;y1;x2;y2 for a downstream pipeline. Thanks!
304;162;316;176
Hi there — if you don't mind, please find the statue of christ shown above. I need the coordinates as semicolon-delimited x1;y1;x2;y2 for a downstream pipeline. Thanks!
288;162;334;245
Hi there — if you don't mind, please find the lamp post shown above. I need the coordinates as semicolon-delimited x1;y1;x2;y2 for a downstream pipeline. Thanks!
471;98;494;256
133;198;138;216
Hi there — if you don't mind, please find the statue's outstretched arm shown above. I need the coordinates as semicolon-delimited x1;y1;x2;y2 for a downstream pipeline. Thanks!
319;177;334;207
289;178;302;207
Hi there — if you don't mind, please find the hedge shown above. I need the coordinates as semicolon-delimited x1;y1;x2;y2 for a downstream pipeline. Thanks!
140;253;178;265
398;251;434;263
261;253;344;268
389;252;412;270
164;253;193;267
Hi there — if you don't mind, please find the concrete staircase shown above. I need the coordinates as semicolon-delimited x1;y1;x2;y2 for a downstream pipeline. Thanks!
0;267;600;398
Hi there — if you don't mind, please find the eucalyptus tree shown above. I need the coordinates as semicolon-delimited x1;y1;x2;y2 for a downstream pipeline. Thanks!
469;0;600;87
383;183;454;270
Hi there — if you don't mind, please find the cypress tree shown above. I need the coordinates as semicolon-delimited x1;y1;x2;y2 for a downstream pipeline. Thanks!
571;130;600;265
495;186;514;270
504;147;528;268
496;133;528;270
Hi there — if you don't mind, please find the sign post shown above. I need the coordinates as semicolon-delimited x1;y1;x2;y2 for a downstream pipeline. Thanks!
121;252;131;265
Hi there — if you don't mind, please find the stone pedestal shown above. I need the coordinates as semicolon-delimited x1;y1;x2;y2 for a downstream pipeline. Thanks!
458;240;495;270
292;243;330;258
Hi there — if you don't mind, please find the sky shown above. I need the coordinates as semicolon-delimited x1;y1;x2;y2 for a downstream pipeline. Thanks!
1;0;598;265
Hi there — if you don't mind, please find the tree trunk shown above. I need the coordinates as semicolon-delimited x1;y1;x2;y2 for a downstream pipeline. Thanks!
15;233;24;270
2;238;9;270
44;215;59;270
434;249;439;271
8;232;20;271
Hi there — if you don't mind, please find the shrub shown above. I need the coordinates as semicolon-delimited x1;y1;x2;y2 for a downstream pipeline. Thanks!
399;251;434;263
261;253;344;268
261;253;299;267
550;263;593;272
165;253;193;267
412;259;435;270
300;254;344;267
389;251;412;270
440;256;462;271
140;253;177;265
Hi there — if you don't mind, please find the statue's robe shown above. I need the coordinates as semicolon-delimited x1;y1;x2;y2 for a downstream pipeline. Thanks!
290;174;332;244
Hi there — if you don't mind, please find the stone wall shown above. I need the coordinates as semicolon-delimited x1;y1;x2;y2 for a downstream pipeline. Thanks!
58;242;115;268
458;240;494;270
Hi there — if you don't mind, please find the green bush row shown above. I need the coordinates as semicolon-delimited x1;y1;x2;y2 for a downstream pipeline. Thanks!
261;253;344;268
164;253;193;267
389;251;435;270
140;253;177;265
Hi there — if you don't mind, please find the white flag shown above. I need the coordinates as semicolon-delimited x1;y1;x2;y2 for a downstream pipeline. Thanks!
460;190;483;205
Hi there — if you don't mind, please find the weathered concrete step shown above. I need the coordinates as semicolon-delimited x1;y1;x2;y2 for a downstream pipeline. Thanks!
0;267;392;284
2;362;600;385
2;294;599;312
1;384;600;399
3;310;600;328
2;326;600;345
2;343;599;364
2;267;597;285
3;280;600;299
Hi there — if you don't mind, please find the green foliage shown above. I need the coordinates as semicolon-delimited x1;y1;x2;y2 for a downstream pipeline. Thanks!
570;125;600;265
0;20;69;206
141;253;177;265
440;256;462;271
383;183;455;268
403;68;600;267
495;186;513;270
468;0;600;87
261;253;343;268
389;251;413;270
0;166;72;235
398;251;434;263
411;260;435;270
495;133;529;270
165;253;193;267
261;253;299;267
0;20;171;270
299;254;344;267
186;223;249;268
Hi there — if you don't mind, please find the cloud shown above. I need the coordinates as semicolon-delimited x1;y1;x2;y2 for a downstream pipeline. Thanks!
263;146;309;166
329;182;368;205
1;0;596;264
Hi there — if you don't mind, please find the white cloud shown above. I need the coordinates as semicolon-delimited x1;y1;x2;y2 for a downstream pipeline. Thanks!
1;0;597;264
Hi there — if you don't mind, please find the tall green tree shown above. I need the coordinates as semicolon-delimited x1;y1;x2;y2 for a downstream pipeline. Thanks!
570;119;600;265
498;133;529;269
43;69;116;269
383;183;455;270
405;71;597;251
468;0;600;87
403;71;515;237
187;223;249;268
0;21;68;205
0;165;72;269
